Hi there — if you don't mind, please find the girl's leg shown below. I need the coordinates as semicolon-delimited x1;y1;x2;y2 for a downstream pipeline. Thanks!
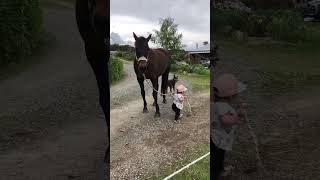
211;140;224;180
176;108;180;120
221;149;226;171
172;104;180;120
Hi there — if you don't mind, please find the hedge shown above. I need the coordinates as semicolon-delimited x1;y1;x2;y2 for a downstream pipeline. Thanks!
0;0;43;66
109;56;124;84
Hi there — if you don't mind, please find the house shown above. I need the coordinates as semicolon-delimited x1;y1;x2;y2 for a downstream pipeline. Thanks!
185;42;210;64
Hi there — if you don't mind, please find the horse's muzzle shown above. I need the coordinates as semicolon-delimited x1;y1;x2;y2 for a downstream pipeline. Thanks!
138;60;148;72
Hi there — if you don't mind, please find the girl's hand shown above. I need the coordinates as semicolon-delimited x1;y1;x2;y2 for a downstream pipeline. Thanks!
237;107;246;118
237;106;248;124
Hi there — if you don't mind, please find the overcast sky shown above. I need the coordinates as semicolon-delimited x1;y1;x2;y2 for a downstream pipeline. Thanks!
110;0;210;49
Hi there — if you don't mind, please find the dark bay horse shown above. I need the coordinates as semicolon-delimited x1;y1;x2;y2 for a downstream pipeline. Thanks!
75;0;109;163
133;32;171;117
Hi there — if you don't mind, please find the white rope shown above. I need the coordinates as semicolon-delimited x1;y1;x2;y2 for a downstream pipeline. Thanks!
142;74;193;115
163;152;210;180
243;108;268;176
143;74;175;97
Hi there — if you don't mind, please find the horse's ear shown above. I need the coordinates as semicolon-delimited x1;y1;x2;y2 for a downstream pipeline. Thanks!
133;32;137;40
147;34;151;41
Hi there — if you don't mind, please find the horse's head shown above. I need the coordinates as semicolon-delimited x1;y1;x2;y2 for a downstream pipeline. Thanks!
133;32;151;72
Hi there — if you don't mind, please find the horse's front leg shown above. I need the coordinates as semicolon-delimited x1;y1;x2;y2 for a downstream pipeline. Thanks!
138;78;148;113
151;79;160;117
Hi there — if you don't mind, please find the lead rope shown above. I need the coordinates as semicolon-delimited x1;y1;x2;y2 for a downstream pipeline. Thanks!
141;73;192;115
242;106;268;176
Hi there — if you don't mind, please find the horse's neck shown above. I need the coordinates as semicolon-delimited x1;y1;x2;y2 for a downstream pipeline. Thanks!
94;0;107;17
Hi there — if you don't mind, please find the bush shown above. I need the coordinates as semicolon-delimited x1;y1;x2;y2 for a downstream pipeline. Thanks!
0;0;43;66
241;0;293;10
267;10;307;42
213;7;309;43
246;14;269;37
212;8;249;33
114;51;135;61
109;56;124;83
171;63;209;75
191;64;210;75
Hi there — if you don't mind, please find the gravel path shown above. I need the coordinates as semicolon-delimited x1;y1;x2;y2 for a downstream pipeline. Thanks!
0;5;107;180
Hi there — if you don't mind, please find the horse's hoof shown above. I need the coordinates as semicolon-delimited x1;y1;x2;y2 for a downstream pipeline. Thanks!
154;113;160;118
143;108;149;113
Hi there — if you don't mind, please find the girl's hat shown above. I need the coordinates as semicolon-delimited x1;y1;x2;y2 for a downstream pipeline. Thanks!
176;84;187;92
213;73;246;97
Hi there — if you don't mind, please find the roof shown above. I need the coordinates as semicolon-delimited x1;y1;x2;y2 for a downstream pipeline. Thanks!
187;50;210;54
185;43;210;53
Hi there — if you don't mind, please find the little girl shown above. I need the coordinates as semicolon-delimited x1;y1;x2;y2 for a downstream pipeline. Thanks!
210;73;247;179
172;84;187;121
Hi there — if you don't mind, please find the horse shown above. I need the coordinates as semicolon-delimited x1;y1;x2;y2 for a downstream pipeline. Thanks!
75;0;109;163
133;32;171;117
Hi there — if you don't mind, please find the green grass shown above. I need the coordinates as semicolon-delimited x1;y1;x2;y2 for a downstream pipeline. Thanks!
180;73;210;92
171;155;210;180
42;0;74;9
152;144;210;180
216;35;320;95
120;58;132;65
0;32;54;82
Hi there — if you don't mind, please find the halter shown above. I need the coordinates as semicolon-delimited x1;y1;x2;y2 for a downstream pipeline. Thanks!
135;49;151;63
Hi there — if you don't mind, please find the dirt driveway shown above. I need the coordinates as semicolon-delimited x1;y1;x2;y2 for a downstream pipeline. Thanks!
0;5;107;180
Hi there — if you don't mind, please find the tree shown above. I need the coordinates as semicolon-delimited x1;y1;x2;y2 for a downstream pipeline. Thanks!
152;17;185;63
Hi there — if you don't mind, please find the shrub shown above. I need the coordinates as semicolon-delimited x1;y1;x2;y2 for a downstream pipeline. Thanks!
114;51;135;61
109;56;124;83
246;14;269;37
241;0;293;10
191;64;210;75
212;8;249;33
0;0;43;66
170;63;179;72
267;10;306;42
171;63;209;75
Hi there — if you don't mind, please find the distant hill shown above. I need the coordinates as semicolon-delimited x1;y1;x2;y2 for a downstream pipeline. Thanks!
110;44;135;52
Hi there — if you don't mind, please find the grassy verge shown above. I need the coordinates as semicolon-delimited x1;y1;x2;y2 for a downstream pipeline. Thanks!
179;73;210;92
41;0;74;9
110;56;124;85
151;144;210;180
216;36;320;95
119;58;132;65
0;32;55;82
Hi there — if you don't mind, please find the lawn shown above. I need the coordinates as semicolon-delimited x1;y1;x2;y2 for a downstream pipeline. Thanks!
180;73;210;92
215;31;320;95
154;144;210;180
42;0;74;9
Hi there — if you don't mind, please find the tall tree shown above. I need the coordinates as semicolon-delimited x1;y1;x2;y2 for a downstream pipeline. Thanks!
152;17;185;62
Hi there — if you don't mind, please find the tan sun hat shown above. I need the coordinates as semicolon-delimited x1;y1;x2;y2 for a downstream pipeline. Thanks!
213;73;246;97
176;84;188;93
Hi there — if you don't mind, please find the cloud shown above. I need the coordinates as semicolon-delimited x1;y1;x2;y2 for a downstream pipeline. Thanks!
110;32;125;44
110;0;210;48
